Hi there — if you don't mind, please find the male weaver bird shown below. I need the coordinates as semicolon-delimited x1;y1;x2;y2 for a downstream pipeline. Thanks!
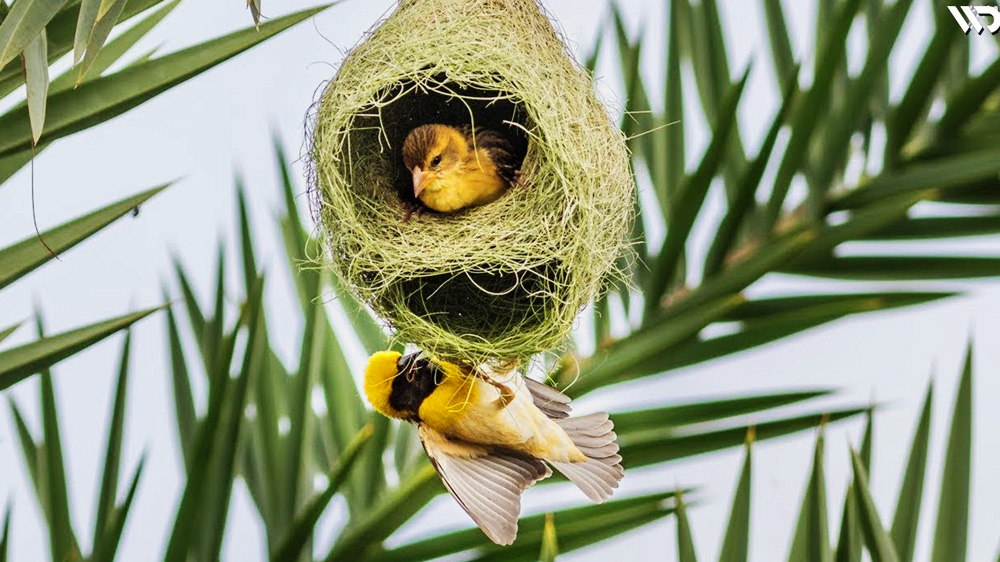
401;123;520;215
364;350;623;545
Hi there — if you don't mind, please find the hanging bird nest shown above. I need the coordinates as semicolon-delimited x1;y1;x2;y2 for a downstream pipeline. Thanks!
308;0;634;365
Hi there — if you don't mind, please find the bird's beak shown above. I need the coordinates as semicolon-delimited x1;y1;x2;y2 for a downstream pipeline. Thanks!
412;166;430;197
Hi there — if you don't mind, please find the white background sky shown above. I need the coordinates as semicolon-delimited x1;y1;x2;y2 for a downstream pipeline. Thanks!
1;1;999;561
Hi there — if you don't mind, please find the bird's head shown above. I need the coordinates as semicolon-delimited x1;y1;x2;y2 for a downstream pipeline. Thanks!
364;350;439;421
402;124;467;198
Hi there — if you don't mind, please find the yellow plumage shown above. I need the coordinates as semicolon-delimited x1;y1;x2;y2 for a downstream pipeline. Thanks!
362;350;622;545
402;124;518;213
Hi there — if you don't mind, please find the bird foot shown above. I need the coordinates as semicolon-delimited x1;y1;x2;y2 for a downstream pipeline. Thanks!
513;169;526;188
401;200;424;222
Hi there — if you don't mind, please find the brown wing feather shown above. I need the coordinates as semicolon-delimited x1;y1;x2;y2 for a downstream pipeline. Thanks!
459;125;519;185
419;424;552;545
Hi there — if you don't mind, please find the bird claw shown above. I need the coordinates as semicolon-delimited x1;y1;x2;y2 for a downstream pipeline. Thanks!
513;169;526;188
402;200;424;222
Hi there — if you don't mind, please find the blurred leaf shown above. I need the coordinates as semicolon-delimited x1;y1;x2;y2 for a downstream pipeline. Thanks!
864;213;1000;240
8;399;43;499
271;423;373;562
676;489;699;562
645;68;750;312
0;0;68;70
164;297;196;465
808;0;913;214
0;322;21;345
935;58;1000;142
163;280;262;562
834;487;861;562
372;490;679;562
36;317;80;562
22;28;48;144
0;184;167;291
833;147;1000;210
764;0;863;228
539;513;559;562
0;4;333;158
567;294;742;394
662;0;685;210
783;256;1000;281
612;390;832;431
620;407;864;470
930;343;972;562
884;19;959;166
717;433;752;562
201;282;265;562
0;307;160;391
172;260;206;347
283;301;323;524
723;292;955;322
761;0;794;84
326;465;440;561
851;450;900;562
92;330;132;544
0;502;9;562
787;427;830;562
90;456;144;562
891;381;933;562
703;64;800;277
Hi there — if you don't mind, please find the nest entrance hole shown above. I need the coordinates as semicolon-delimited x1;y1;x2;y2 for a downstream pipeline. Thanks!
354;73;531;206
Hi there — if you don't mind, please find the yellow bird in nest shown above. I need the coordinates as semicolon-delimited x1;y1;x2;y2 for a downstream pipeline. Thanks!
401;124;522;217
364;350;623;545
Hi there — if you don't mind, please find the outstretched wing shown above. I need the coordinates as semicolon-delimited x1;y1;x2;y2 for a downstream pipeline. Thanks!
419;424;552;545
521;377;572;419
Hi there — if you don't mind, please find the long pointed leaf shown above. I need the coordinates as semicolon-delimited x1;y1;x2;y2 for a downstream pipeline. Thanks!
0;184;167;290
0;307;160;391
851;450;900;562
890;381;933;562
164;297;196;465
0;502;9;562
163;280;263;561
271;424;373;562
93;330;132;542
90;456;145;562
0;322;21;346
37;317;80;562
0;4;334;158
787;427;830;562
929;344;972;562
717;433;752;562
22;28;48;144
676;489;699;562
645;68;751;313
0;0;69;70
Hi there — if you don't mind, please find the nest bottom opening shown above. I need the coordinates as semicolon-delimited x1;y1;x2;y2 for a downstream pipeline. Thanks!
382;261;564;356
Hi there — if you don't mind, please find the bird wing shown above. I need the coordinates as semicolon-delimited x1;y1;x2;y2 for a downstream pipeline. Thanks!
521;377;572;419
419;424;552;545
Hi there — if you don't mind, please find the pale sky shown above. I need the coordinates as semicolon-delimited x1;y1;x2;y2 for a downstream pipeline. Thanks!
1;1;999;561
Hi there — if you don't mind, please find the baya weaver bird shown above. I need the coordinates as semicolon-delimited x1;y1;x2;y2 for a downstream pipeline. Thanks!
363;351;623;545
402;123;521;215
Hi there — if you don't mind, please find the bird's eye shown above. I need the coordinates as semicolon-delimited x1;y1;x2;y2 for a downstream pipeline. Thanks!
430;155;442;168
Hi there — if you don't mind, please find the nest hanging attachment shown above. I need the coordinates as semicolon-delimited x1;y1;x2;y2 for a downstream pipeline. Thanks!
309;0;635;365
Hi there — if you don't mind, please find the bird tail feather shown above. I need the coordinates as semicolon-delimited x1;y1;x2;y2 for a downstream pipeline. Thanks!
550;412;623;502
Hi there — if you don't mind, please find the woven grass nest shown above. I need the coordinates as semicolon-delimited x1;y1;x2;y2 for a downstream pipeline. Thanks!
308;0;634;365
